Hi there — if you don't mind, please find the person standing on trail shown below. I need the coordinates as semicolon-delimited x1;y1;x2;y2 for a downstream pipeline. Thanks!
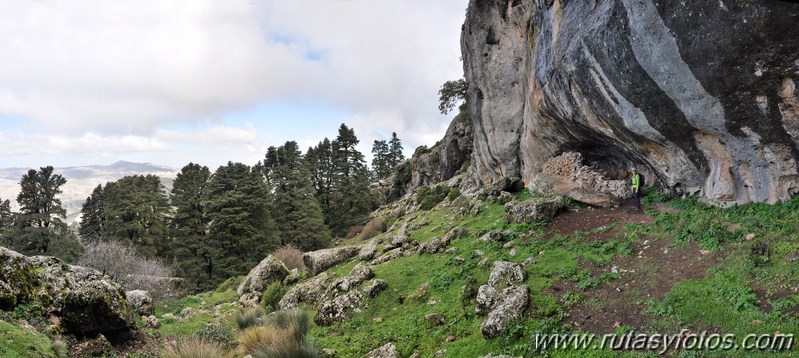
630;168;641;210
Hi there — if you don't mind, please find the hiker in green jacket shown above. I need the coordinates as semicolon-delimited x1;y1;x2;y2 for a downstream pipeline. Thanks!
630;168;641;210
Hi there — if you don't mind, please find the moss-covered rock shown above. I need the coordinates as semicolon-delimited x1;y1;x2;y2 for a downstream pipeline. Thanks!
0;247;41;310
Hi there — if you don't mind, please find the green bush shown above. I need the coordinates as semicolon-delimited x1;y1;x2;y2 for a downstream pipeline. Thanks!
261;282;288;312
416;185;450;210
215;276;244;293
194;323;235;347
447;187;461;201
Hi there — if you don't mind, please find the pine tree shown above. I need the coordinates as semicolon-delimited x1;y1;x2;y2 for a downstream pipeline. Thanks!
79;184;105;243
204;162;279;289
170;163;212;292
328;124;377;236
267;142;331;251
388;132;405;168
371;139;390;180
0;198;12;235
306;138;335;226
102;175;170;257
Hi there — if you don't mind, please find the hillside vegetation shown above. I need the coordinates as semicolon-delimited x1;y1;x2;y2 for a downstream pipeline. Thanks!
19;186;790;357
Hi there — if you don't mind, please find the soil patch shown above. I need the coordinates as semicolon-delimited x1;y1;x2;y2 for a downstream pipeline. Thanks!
544;206;726;334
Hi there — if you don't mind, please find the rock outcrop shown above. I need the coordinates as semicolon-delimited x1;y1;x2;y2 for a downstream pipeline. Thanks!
476;260;529;339
303;246;360;276
125;290;153;316
0;248;136;335
237;255;290;307
504;196;563;224
462;0;799;205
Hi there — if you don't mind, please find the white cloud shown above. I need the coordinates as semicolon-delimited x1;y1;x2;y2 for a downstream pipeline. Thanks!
0;0;468;165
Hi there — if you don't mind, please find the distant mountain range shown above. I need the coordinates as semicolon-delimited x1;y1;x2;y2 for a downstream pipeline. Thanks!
0;161;177;224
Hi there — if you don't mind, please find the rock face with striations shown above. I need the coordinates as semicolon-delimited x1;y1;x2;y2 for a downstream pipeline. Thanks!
462;0;799;205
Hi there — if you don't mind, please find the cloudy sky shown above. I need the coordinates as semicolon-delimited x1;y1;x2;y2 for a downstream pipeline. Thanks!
0;0;468;170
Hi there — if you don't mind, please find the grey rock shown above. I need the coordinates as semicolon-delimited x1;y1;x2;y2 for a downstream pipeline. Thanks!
369;248;404;266
144;315;160;329
303;246;360;276
366;343;400;358
359;239;379;261
418;237;450;254
279;272;333;310
282;268;301;286
475;285;498;316
504;197;563;224
315;290;364;326
424;313;446;326
462;0;799;206
125;290;153;316
479;230;504;243
327;264;374;295
321;348;337;358
237;255;290;307
488;261;526;287
363;279;389;298
480;286;529;339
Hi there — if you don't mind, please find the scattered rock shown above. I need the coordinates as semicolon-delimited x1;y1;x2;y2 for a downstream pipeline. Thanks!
283;268;302;286
509;248;517;257
328;264;374;295
321;348;338;358
144;315;160;329
303;246;361;276
360;239;379;261
446;335;457;342
366;343;400;358
479;230;504;243
523;258;536;267
488;261;526;287
369;248;404;265
475;285;498;316
363;279;389;298
315;291;364;326
435;349;447;356
481;286;529;339
418;237;450;254
424;313;446;326
126;290;153;316
179;307;192;318
237;255;290;307
71;333;115;357
279;272;333;310
504;197;564;224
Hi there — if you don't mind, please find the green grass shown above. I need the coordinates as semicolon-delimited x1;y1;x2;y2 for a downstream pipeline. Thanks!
0;320;56;358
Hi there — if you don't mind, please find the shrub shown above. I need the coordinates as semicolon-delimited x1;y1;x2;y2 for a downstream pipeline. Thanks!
215;276;244;293
238;310;317;358
345;225;364;239
164;337;233;358
272;245;305;271
78;240;177;299
261;282;288;312
360;217;385;240
416;185;450;210
194;323;234;347
447;187;461;201
236;307;265;329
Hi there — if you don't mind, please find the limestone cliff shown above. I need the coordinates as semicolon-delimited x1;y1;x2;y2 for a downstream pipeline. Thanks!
461;0;799;205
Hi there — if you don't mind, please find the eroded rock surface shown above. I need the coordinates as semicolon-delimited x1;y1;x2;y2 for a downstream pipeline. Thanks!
303;246;360;276
462;0;799;205
504;196;563;224
237;255;290;307
476;260;529;339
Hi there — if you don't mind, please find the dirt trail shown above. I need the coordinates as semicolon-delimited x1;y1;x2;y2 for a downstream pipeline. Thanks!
543;202;727;334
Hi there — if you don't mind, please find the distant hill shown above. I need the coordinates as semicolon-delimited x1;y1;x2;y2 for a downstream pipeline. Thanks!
0;161;177;224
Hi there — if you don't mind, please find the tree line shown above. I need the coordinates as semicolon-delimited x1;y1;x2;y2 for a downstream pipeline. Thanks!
0;124;406;293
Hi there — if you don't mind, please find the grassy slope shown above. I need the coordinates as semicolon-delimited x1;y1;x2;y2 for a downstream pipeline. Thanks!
19;189;797;357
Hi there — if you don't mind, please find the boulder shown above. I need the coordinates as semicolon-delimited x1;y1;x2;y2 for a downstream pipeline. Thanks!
303;246;360;276
424;313;446;326
35;257;136;334
327;264;374;295
362;279;389;298
125;290;153;316
0;247;40;309
144;315;160;329
480;286;529;339
487;261;527;287
314;291;364;326
369;248;404;266
418;237;449;254
237;255;290;307
504;197;563;224
359;239;379;261
283;268;301;286
366;343;400;358
279;272;333;310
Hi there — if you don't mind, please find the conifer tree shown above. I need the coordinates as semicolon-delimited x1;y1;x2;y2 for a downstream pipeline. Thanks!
371;139;391;180
388;132;405;168
170;163;211;291
79;184;105;243
267;141;331;251
204;162;279;288
101;175;170;257
328;124;377;235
